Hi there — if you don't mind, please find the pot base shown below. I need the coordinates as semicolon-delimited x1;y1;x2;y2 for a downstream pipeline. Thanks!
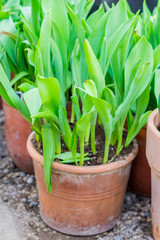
40;209;120;236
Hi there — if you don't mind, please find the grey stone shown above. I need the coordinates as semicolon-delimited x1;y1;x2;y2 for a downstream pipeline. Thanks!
0;171;4;178
20;172;26;177
3;168;9;174
29;201;38;207
21;197;27;203
114;236;123;240
27;176;34;184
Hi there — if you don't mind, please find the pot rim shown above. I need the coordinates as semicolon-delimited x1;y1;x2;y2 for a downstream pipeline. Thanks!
147;108;160;139
27;132;138;175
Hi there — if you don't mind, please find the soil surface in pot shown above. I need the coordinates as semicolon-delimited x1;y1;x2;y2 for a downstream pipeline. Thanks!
32;125;133;166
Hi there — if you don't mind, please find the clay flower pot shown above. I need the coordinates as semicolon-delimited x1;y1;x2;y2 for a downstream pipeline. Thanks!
0;97;2;109
146;108;160;239
128;125;151;197
3;100;34;174
27;132;138;236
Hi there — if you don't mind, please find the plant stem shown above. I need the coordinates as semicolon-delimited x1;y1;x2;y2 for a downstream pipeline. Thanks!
103;138;109;164
79;137;84;166
71;103;75;123
85;124;90;146
91;125;96;154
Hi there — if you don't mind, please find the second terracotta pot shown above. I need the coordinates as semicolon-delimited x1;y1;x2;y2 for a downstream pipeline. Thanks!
27;132;138;236
128;126;151;197
3;100;34;174
0;97;2;109
146;108;160;240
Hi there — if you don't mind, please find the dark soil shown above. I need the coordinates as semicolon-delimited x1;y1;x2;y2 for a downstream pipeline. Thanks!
32;125;134;166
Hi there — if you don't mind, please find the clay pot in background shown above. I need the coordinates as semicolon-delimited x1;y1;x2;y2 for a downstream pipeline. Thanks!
3;100;34;174
27;132;138;236
128;126;151;197
146;108;160;240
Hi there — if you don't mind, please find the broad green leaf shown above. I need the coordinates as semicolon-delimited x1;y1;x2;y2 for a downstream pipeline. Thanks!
71;54;82;87
38;10;51;77
0;63;31;122
65;71;72;92
50;39;63;89
84;39;105;97
84;0;95;18
42;123;55;194
71;126;78;165
31;0;40;36
135;84;150;121
83;79;97;97
88;9;112;57
31;109;60;129
125;37;153;101
105;16;138;75
125;111;151;146
102;87;117;116
105;0;128;40
59;105;72;149
42;0;69;45
26;48;35;67
21;14;38;47
10;71;29;86
87;4;105;29
58;157;90;164
37;75;60;116
154;69;160;103
52;22;67;73
71;94;81;121
81;18;92;37
23;88;42;124
18;82;35;92
66;2;85;49
35;46;44;76
76;109;94;165
153;44;160;71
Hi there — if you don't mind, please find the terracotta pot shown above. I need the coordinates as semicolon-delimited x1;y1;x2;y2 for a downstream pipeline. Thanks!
146;108;160;240
0;97;2;109
3;100;34;174
128;125;151;197
27;132;138;236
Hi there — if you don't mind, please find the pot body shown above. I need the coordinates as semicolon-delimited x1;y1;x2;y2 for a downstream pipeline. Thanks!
146;108;160;239
27;132;138;236
0;97;2;109
3;100;34;174
128;126;151;197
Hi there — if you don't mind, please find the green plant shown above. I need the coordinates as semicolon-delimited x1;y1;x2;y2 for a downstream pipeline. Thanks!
0;0;35;91
0;0;158;195
134;0;160;113
20;0;95;106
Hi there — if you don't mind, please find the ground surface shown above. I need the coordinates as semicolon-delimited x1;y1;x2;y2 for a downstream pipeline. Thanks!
0;110;154;240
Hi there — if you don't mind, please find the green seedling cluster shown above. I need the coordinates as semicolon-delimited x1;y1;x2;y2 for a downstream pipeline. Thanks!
0;0;160;193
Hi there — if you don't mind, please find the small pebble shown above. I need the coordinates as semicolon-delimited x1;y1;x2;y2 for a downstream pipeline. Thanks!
0;171;4;178
21;197;27;203
27;177;34;184
20;172;26;178
29;201;38;207
3;168;9;174
2;196;8;202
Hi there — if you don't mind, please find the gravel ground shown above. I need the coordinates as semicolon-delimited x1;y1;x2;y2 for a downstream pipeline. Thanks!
0;110;154;240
